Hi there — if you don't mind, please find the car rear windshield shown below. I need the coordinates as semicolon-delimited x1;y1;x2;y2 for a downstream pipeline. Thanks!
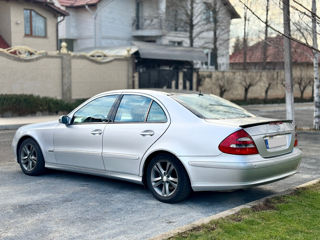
172;94;254;119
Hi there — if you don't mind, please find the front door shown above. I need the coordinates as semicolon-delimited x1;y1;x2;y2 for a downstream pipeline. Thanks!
54;95;119;170
102;94;170;175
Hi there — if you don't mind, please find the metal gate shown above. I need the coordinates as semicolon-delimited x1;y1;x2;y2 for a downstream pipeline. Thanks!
139;69;178;89
139;68;193;90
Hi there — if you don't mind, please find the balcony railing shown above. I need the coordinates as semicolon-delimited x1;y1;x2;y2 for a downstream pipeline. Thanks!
132;15;163;31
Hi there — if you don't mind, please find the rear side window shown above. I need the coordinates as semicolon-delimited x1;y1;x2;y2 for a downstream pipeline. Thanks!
147;101;167;123
172;94;254;119
114;95;152;123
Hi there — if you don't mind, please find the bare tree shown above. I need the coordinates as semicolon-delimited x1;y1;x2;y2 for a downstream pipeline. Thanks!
166;0;205;47
202;0;224;70
289;0;320;128
240;71;262;101
232;37;243;54
293;66;313;99
262;0;270;70
243;3;248;70
312;0;320;129
209;0;218;70
213;72;234;97
263;71;282;102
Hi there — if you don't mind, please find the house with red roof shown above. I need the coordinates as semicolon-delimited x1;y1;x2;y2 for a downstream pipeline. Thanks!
57;0;239;70
0;0;68;51
230;35;318;70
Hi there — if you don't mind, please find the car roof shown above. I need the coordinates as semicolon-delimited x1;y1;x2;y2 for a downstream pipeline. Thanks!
96;89;198;98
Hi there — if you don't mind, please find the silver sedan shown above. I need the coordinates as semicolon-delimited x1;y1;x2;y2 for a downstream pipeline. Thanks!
12;90;302;203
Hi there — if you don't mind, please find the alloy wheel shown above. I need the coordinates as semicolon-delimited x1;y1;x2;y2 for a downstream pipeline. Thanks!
20;144;37;172
151;161;179;197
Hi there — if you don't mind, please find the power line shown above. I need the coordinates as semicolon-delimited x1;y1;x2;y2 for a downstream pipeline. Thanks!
237;0;320;53
292;0;320;20
272;0;320;39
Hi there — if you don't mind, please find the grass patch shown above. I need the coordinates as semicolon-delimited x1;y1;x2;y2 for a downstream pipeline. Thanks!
171;182;320;240
0;94;86;117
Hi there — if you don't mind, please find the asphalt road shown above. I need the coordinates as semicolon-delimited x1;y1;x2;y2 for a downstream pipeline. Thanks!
0;127;319;239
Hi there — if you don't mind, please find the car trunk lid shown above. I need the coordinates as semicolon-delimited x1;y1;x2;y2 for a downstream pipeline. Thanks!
206;117;295;158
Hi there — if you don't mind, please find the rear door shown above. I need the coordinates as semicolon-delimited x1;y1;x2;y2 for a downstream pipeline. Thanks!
102;94;170;175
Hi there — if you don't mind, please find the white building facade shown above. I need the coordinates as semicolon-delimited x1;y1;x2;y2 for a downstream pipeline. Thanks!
57;0;239;70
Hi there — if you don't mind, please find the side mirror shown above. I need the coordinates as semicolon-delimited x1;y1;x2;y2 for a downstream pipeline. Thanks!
59;115;71;126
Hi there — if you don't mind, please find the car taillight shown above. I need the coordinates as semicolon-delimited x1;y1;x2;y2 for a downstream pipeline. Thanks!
294;133;298;147
219;129;258;155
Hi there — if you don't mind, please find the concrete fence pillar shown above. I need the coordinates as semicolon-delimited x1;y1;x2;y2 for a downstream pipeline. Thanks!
127;57;134;89
171;80;176;90
134;72;139;89
192;71;197;91
178;71;183;90
60;42;72;102
186;80;190;90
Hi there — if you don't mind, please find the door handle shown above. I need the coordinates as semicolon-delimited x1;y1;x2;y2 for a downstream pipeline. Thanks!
140;130;154;136
91;129;103;135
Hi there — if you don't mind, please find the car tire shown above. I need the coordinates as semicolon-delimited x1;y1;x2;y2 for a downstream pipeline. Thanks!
146;154;191;203
18;138;45;176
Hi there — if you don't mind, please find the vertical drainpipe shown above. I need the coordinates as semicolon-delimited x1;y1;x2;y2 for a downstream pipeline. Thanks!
56;16;65;50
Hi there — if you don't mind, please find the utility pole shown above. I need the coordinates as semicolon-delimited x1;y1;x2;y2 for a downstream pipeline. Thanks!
262;0;269;70
243;3;247;70
282;0;295;125
212;0;218;70
312;0;320;130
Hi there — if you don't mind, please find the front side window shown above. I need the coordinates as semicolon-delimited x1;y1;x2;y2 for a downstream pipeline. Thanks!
73;95;118;124
172;94;254;119
24;9;46;37
115;95;152;123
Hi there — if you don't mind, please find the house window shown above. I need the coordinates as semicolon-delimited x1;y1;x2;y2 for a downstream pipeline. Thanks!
24;9;46;37
135;1;143;30
210;51;216;67
169;41;183;47
203;3;214;23
202;50;216;68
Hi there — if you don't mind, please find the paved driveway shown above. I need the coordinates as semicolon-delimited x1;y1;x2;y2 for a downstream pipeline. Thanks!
0;111;319;240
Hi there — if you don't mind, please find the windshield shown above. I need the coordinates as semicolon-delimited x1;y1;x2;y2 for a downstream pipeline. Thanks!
172;94;254;119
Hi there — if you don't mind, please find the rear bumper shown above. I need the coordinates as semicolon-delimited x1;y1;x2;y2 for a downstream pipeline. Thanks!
180;148;302;191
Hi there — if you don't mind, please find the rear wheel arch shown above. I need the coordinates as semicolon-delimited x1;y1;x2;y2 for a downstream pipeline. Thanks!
142;150;190;186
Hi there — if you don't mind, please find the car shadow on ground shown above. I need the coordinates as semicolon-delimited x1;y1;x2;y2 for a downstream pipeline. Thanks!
42;168;275;207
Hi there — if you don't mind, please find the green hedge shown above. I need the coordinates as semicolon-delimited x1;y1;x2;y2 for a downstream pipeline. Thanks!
0;94;86;117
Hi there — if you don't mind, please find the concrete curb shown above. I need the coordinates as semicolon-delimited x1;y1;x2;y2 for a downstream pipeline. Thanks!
149;178;320;240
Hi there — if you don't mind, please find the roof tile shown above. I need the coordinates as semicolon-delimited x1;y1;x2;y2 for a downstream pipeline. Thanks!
230;35;317;64
58;0;100;7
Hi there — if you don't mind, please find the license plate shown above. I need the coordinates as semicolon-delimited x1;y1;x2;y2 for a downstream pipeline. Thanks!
265;135;287;149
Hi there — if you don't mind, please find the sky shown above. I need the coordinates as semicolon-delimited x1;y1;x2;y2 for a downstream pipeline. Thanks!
228;0;319;48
